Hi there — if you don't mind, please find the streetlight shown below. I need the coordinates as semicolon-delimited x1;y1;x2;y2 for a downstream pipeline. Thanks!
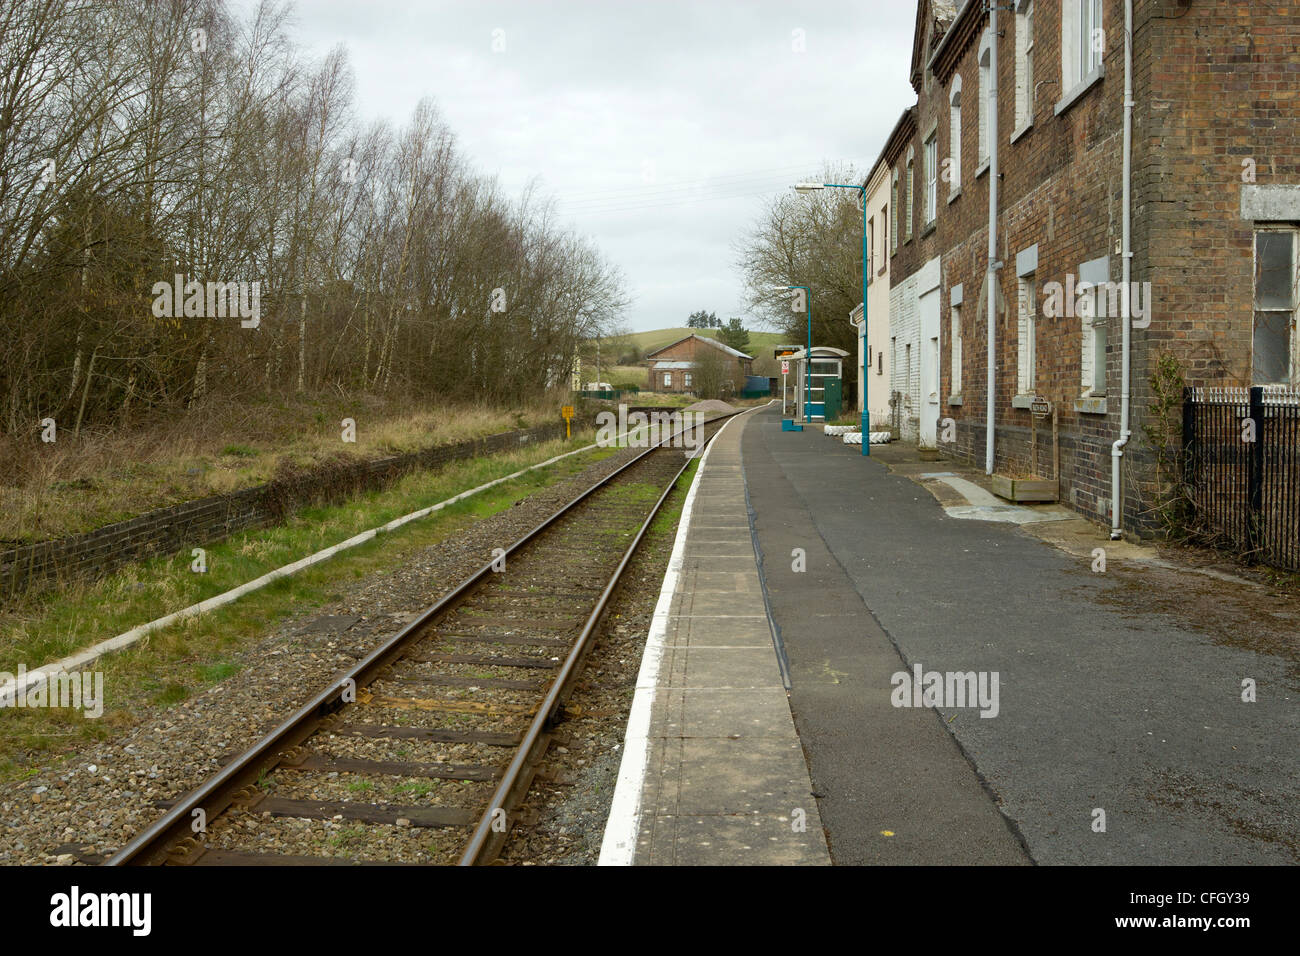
772;284;813;423
793;181;870;456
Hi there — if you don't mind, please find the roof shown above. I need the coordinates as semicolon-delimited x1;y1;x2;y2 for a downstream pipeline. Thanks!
867;106;919;185
650;360;694;370
789;346;850;361
644;333;753;361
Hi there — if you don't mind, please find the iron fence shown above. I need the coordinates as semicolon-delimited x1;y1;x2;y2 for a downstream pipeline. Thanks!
1183;385;1300;570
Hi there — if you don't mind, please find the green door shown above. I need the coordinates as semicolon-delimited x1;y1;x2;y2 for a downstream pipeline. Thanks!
823;377;842;420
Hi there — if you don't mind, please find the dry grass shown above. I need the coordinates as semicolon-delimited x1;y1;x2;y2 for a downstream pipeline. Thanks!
0;391;565;544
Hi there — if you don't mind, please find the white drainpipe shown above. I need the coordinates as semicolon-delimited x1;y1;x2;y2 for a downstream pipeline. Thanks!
1111;0;1134;539
985;3;1000;474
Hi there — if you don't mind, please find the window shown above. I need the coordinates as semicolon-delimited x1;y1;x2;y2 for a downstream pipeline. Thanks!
904;147;914;240
663;372;672;388
924;133;937;225
891;172;899;252
1018;275;1037;394
951;303;963;394
978;32;991;167
948;77;962;194
905;343;913;403
877;350;883;375
1064;0;1104;92
880;205;888;266
1015;1;1035;130
684;372;693;388
867;216;874;277
1253;229;1297;384
1079;256;1109;395
1081;0;1103;76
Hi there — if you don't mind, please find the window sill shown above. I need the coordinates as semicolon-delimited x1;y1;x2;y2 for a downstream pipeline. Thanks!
1075;396;1108;415
947;188;962;204
975;158;990;179
877;265;887;277
1009;119;1033;144
921;220;936;239
1011;393;1037;410
948;394;963;406
1054;66;1105;117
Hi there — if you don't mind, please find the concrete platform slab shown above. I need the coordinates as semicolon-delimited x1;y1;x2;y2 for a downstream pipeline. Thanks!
600;408;830;866
638;813;827;866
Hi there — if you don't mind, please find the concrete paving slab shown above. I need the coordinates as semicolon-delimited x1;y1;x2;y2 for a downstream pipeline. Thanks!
680;556;757;573
662;616;774;648
667;587;767;617
638;814;829;866
659;645;784;688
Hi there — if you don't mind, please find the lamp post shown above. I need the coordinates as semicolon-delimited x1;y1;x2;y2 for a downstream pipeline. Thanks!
794;181;869;456
771;284;813;422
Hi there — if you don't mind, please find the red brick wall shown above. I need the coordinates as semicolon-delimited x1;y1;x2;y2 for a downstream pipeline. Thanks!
644;336;754;392
888;0;1299;531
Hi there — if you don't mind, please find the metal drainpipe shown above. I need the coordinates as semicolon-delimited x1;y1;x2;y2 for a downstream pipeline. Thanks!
1111;0;1134;540
985;2;1000;475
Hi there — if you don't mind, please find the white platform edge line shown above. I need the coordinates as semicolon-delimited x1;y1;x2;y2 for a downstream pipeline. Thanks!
0;422;660;707
598;407;764;866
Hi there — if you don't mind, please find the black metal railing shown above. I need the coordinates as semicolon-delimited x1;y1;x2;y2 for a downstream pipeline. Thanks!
1183;385;1300;570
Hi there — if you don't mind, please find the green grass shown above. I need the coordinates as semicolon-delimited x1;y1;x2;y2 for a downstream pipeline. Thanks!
392;780;435;798
220;444;259;459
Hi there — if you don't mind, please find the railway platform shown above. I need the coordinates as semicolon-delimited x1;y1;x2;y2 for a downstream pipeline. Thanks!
600;410;830;865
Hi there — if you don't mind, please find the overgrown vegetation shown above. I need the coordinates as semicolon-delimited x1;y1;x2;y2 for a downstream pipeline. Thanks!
0;396;562;542
1140;352;1191;538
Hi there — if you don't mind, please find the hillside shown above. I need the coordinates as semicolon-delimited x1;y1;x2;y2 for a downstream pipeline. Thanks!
607;327;791;359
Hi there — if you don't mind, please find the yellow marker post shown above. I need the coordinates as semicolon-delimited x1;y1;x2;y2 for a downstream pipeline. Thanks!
561;404;574;440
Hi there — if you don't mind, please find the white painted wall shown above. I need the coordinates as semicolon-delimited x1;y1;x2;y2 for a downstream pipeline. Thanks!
889;256;941;444
865;164;892;429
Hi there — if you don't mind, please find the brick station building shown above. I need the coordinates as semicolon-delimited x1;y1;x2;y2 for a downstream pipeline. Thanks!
643;334;754;394
881;0;1300;537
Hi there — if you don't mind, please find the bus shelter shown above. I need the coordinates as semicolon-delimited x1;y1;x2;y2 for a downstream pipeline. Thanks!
789;346;847;423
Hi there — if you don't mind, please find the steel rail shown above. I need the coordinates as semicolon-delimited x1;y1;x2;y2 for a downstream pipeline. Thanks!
457;414;735;865
105;408;734;866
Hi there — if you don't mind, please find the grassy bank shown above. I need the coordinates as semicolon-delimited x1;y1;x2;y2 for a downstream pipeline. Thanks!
0;392;567;544
0;427;615;779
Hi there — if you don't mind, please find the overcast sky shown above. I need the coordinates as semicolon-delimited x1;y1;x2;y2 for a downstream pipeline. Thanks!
284;0;917;332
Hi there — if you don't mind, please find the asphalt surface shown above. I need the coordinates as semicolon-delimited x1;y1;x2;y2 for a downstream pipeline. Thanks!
741;405;1298;865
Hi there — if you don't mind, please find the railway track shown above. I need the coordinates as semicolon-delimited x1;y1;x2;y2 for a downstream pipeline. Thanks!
102;408;742;867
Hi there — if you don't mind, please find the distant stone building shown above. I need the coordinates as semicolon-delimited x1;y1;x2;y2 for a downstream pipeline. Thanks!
644;334;754;393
